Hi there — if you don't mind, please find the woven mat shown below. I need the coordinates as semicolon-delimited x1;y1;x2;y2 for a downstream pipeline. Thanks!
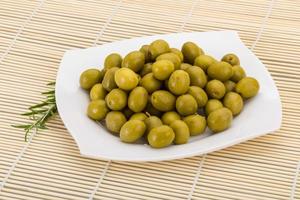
0;0;300;199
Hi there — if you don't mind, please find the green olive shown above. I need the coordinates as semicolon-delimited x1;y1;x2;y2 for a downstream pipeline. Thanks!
149;39;170;60
221;53;240;66
230;65;246;83
207;107;232;133
87;99;109;120
151;90;176;112
194;55;215;71
114;68;139;91
180;63;192;71
144;116;163;134
80;68;102;90
185;66;207;88
152;60;175;80
205;80;226;99
122;51;145;72
168;70;190;95
139;45;151;63
105;111;127;133
224;80;236;93
156;52;181;70
105;88;127;111
205;99;223;115
207;61;233;81
148;125;175;148
140;63;152;76
170;48;184;62
183;114;206;136
223;92;243;115
128;86;148;112
130;112;148;121
145;103;162;117
123;107;134;119
139;73;162;93
235;77;259;98
188;86;208;108
170;120;190;144
161;111;181;125
176;94;198;116
102;67;119;92
181;42;204;64
104;53;122;69
89;83;107;100
120;120;146;143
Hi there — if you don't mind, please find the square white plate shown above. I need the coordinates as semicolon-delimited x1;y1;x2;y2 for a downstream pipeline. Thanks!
55;31;282;162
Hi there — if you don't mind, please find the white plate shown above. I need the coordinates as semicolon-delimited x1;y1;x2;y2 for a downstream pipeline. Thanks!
56;31;282;162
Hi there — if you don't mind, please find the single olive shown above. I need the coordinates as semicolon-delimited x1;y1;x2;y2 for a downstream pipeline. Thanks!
151;90;176;112
183;114;206;136
149;39;170;60
176;94;198;116
231;65;246;82
223;92;243;116
148;125;175;148
207;107;232;133
120;120;146;143
181;42;204;64
145;103;163;117
168;70;190;95
130;112;148;121
235;77;260;98
152;60;175;80
87;99;109;120
188;86;208;108
194;55;215;72
105;88;127;111
105;111;127;133
180;63;192;71
123;107;134;119
207;61;233;81
221;53;240;66
144;116;163;134
170;120;190;144
156;52;181;70
140;73;162;93
140;63;152;76
224;80;236;93
122;51;145;72
114;68;139;91
170;48;184;62
102;67;119;92
206;80;226;99
161;111;181;125
80;68;102;90
205;99;223;115
104;53;122;69
89;83;107;100
139;45;151;63
186;66;207;88
128;86;148;112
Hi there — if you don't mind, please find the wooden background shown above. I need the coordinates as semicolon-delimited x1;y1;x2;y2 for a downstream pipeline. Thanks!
0;0;300;199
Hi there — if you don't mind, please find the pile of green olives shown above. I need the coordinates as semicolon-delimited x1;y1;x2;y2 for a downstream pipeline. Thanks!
80;39;260;148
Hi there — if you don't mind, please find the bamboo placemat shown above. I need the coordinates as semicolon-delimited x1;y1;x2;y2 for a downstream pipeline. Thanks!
0;0;299;199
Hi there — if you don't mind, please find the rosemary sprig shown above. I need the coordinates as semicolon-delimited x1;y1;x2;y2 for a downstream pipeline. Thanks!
12;82;57;141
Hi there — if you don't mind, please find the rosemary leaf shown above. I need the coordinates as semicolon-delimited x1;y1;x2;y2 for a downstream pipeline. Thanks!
12;82;57;141
42;90;55;95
